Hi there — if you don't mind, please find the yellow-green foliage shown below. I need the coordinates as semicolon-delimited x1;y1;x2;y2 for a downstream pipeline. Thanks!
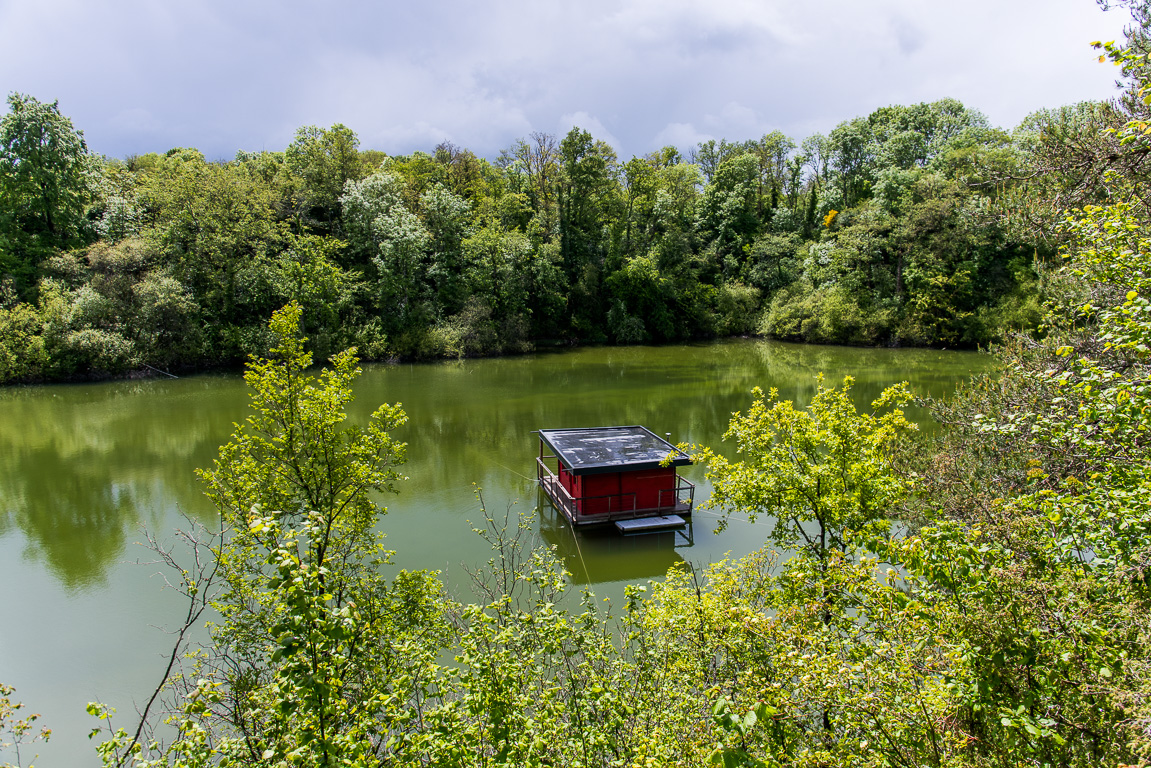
0;683;51;768
639;553;965;768
690;376;916;552
0;302;45;383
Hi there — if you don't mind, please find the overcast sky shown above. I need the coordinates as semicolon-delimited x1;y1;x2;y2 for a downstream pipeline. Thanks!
0;0;1135;162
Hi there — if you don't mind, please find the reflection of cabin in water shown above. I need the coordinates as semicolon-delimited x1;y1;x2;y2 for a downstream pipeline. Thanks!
535;426;695;534
536;497;692;582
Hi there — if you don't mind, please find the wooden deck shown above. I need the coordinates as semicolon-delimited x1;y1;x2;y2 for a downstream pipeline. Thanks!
539;473;693;528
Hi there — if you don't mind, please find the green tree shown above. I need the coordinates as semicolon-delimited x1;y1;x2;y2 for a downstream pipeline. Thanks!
887;203;1151;766
748;130;796;222
271;233;360;358
559;127;617;273
691;376;916;563
188;302;436;762
617;156;658;260
461;222;532;349
286;123;364;233
827;117;875;209
639;551;963;768
605;254;674;342
341;170;433;339
432;141;489;203
201;301;406;576
143;150;284;347
0;301;47;383
421;184;473;315
559;128;619;337
0;93;96;294
696;153;760;280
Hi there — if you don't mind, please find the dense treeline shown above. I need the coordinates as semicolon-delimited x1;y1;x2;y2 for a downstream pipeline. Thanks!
0;87;1076;383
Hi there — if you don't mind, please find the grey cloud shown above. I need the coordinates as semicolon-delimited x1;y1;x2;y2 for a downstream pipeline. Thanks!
891;15;925;56
0;0;1130;162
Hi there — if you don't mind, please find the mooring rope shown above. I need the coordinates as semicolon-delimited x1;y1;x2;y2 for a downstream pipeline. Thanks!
143;363;179;379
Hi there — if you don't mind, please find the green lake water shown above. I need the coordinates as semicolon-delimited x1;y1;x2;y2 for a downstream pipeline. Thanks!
0;338;992;766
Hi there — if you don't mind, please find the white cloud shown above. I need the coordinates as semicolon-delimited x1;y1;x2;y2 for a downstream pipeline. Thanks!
704;103;767;136
652;122;713;154
289;50;534;156
557;111;621;149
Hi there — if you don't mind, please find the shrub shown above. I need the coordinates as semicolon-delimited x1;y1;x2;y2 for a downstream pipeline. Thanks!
715;282;761;336
0;302;46;382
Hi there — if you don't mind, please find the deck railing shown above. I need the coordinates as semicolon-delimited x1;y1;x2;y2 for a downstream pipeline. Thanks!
658;475;696;513
536;455;695;522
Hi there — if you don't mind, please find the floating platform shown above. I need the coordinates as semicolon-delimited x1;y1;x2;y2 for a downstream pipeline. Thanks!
535;425;695;530
614;514;687;535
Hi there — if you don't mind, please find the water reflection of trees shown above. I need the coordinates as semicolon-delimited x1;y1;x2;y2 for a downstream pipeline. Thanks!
0;377;246;589
361;339;992;496
0;340;991;588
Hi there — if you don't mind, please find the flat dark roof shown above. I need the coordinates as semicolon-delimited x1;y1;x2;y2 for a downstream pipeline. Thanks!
538;426;691;475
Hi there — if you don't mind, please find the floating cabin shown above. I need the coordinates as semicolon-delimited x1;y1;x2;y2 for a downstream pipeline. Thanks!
536;426;695;534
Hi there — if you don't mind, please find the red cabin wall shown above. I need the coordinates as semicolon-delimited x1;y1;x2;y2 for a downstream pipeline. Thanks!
559;463;584;513
567;467;677;516
579;472;621;514
559;463;575;495
621;468;676;510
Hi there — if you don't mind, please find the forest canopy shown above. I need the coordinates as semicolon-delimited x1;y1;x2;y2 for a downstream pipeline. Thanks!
0;88;1082;383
